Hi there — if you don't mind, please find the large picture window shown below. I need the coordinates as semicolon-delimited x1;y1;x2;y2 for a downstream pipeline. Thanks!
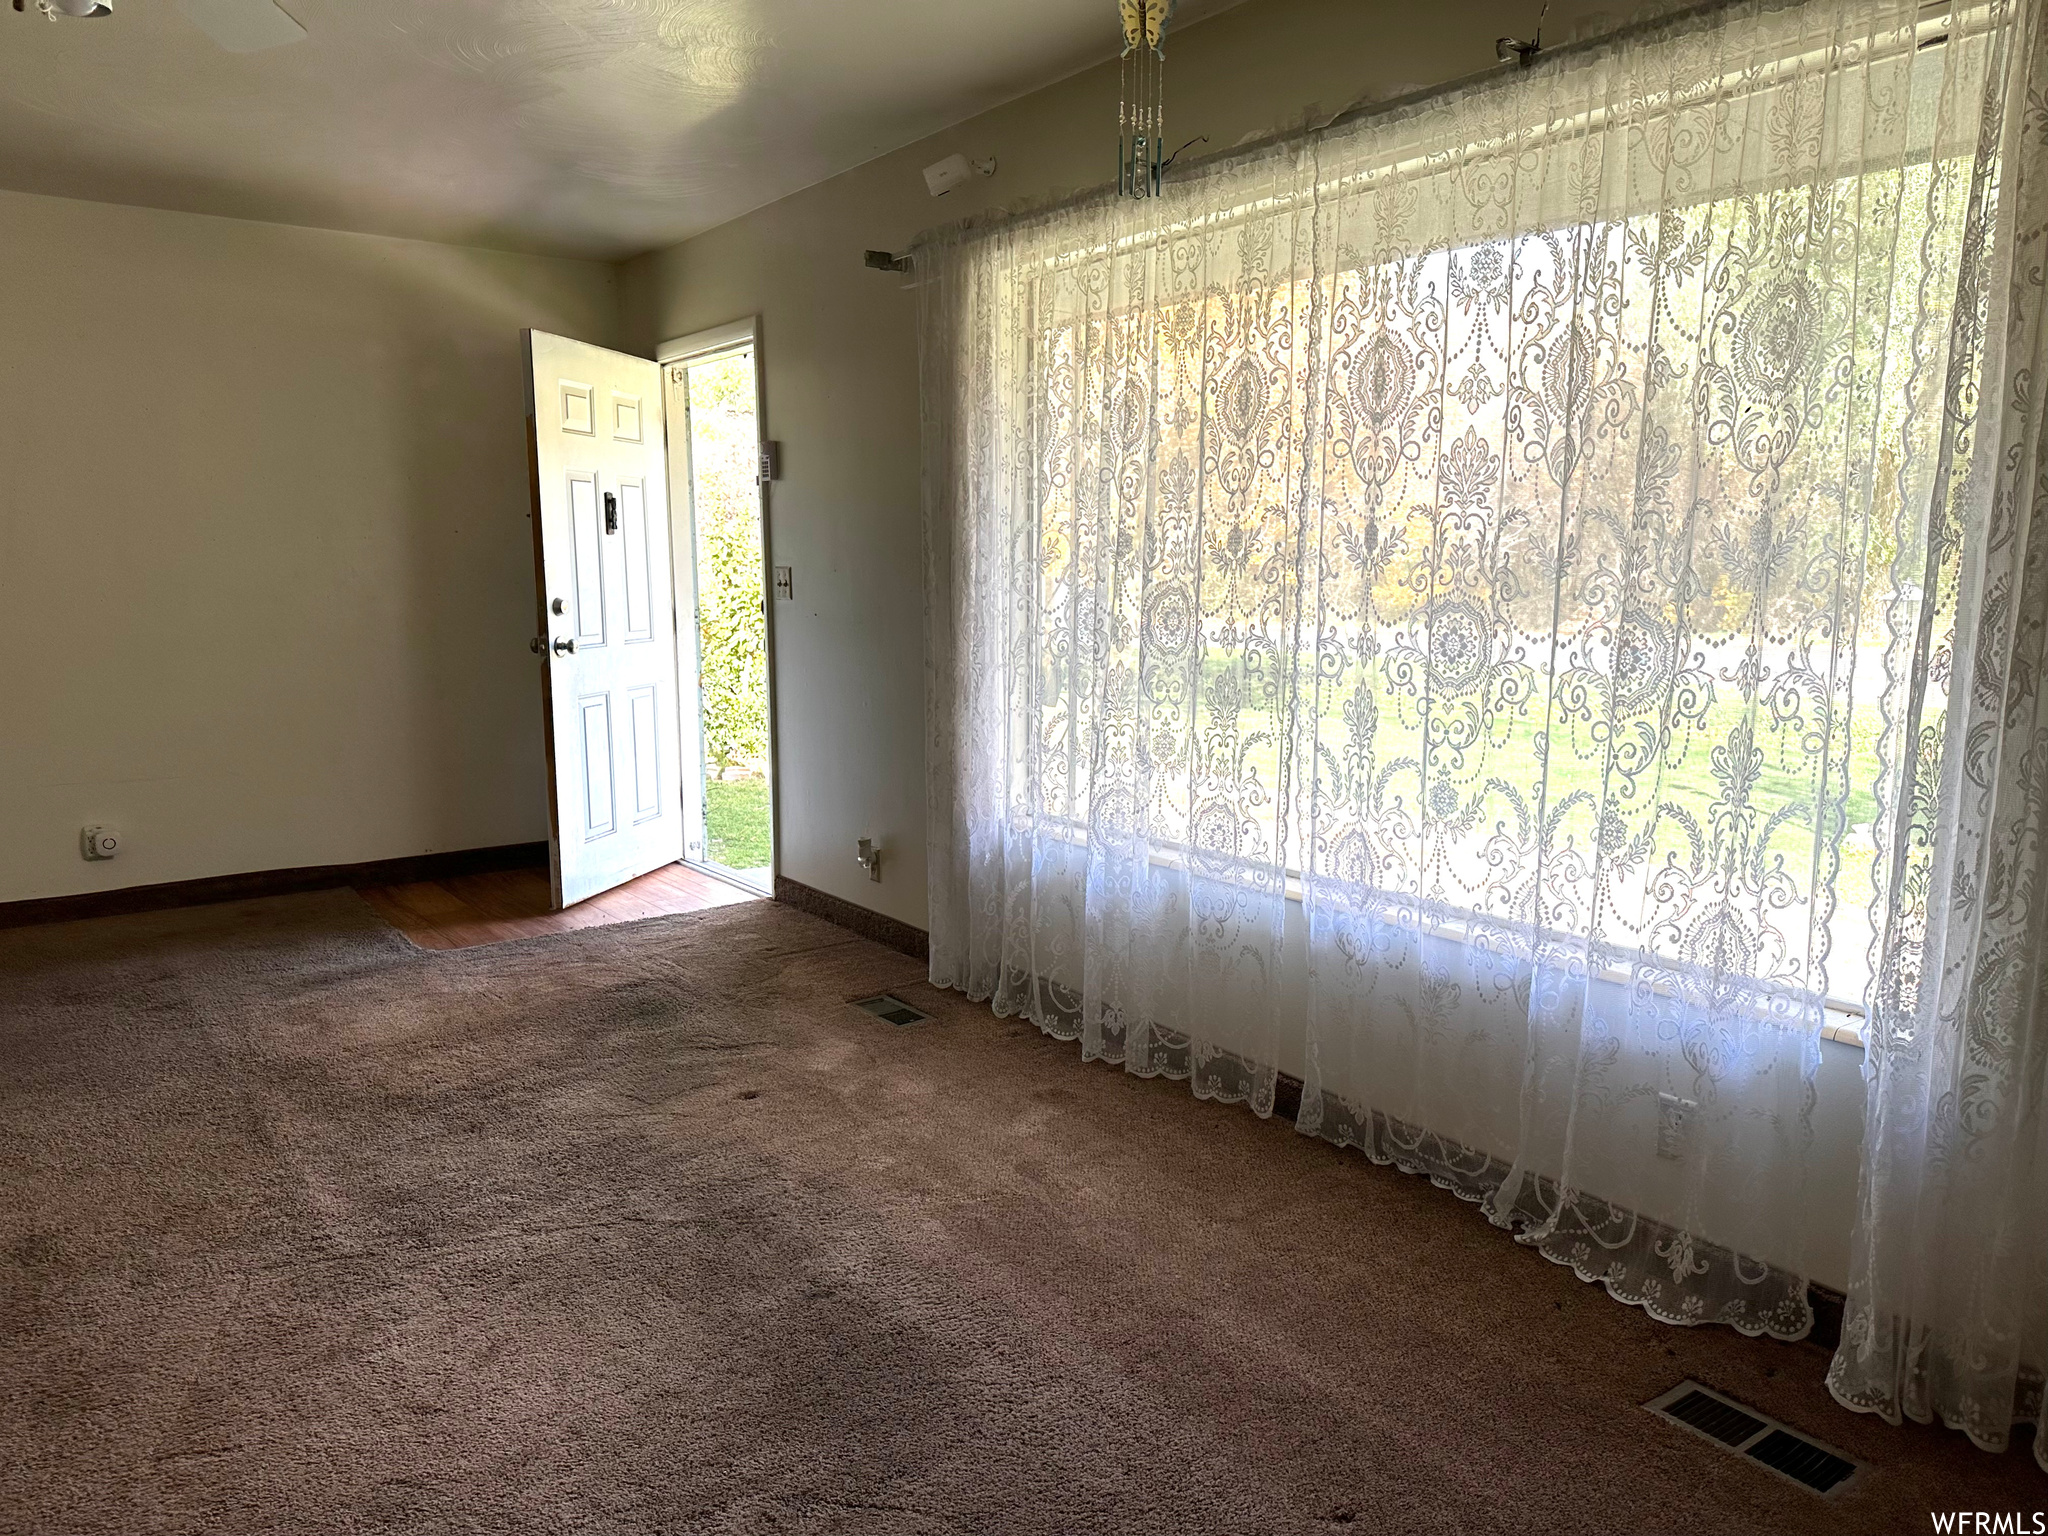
921;0;2041;1393
1013;43;1975;1019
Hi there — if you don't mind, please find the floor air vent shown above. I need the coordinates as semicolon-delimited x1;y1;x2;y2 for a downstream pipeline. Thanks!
1645;1381;1859;1495
852;994;930;1027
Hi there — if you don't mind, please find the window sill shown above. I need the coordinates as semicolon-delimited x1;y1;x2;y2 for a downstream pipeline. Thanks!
1819;1012;1867;1049
1019;818;1873;1050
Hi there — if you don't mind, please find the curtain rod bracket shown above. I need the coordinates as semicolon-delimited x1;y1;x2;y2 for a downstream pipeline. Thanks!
1497;0;1548;66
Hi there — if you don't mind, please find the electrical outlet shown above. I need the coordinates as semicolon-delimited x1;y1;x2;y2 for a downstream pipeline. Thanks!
80;824;120;861
1656;1092;1695;1160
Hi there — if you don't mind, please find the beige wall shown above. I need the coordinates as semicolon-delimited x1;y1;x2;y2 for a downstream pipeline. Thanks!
618;0;1616;933
0;188;619;904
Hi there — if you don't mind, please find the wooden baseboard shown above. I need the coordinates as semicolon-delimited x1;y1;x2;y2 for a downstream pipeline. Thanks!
773;876;929;962
0;842;549;931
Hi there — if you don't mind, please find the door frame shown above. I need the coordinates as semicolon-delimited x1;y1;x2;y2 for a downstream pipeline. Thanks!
657;317;780;895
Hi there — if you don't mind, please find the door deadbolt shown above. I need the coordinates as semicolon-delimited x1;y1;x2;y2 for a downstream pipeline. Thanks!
551;597;566;615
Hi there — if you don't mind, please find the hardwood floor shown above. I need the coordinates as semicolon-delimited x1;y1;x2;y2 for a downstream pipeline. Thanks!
357;861;760;951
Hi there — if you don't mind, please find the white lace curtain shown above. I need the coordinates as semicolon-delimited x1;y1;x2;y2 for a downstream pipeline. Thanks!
1825;0;2048;1473
920;0;2046;1468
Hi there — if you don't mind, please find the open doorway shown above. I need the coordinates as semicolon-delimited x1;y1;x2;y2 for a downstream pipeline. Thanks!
662;325;775;894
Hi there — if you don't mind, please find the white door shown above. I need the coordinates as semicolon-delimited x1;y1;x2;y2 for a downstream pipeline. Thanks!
525;329;684;908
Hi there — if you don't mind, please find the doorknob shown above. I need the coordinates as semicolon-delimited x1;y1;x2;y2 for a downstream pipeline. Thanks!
553;637;577;656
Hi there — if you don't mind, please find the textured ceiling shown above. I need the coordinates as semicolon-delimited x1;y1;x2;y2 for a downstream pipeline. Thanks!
0;0;1239;259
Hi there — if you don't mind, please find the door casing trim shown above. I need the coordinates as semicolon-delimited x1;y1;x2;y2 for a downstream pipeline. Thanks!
659;316;780;895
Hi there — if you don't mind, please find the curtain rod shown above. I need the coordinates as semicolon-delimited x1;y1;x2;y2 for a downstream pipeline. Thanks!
898;0;1943;260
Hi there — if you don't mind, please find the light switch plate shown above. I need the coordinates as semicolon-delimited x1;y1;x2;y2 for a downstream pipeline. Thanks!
773;566;794;601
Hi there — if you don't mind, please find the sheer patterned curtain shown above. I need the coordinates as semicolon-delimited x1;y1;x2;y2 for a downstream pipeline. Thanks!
922;0;2027;1359
1826;0;2048;1473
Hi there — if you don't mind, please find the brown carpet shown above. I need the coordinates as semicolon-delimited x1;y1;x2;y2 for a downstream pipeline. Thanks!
0;891;2037;1534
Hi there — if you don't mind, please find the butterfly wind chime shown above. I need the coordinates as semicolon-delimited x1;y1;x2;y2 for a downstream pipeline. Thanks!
1118;0;1178;197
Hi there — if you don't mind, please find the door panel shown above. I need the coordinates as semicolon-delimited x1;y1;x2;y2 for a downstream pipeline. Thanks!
628;686;661;821
560;379;594;435
526;330;684;908
612;392;643;441
568;472;606;646
619;480;653;641
580;694;615;838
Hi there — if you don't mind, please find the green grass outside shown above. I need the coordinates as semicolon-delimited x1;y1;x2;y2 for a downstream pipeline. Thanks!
1050;644;1901;922
705;775;773;872
1294;676;1890;921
